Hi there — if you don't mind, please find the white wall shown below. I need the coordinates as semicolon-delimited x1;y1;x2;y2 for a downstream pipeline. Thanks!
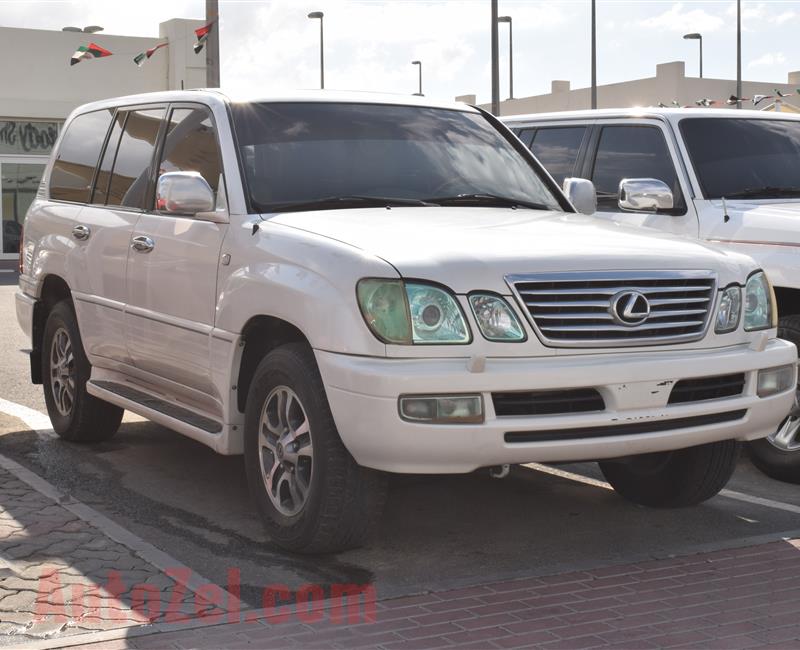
0;19;205;121
464;61;800;116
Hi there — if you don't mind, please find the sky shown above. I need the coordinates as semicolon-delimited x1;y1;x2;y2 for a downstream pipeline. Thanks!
2;1;800;103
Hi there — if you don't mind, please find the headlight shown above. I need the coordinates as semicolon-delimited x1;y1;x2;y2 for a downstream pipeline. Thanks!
715;285;741;333
744;271;777;331
357;279;470;344
468;293;526;341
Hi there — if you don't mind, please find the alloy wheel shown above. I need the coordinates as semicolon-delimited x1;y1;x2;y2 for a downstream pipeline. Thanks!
49;327;76;417
258;385;314;516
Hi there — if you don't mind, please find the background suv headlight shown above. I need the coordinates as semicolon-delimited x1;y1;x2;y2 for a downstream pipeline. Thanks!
715;285;741;333
357;279;470;344
744;271;777;331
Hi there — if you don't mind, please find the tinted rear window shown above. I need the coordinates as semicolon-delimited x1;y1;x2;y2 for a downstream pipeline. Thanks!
49;109;114;203
530;127;586;186
106;108;164;209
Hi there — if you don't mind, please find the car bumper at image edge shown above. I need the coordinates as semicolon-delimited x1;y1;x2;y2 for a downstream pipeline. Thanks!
315;340;797;473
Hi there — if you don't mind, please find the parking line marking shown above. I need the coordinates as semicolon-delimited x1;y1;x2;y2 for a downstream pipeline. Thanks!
0;397;247;611
719;489;800;515
0;269;13;273
525;463;612;489
526;462;800;515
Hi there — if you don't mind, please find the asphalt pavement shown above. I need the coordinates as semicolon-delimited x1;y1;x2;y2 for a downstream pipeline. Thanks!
1;280;800;614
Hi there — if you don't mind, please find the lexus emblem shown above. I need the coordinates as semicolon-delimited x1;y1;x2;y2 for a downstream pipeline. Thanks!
610;290;651;326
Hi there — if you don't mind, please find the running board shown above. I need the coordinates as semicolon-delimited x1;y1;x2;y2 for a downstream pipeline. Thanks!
87;380;223;434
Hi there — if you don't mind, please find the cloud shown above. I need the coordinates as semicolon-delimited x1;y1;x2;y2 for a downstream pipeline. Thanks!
640;2;725;33
748;52;787;68
772;10;797;25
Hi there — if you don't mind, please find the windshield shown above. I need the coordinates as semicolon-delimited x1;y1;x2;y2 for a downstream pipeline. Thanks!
680;118;800;199
230;101;562;213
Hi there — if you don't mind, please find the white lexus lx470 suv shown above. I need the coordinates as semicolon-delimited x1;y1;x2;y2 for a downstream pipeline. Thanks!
16;91;797;553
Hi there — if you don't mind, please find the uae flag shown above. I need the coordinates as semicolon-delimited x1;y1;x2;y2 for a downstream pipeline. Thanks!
70;42;113;66
134;42;168;66
193;22;213;54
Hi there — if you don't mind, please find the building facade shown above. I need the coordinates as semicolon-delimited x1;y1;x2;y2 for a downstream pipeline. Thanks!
0;19;205;261
457;61;800;117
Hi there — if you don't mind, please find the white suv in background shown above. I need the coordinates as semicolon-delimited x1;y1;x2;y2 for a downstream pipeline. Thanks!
505;108;800;484
15;92;797;553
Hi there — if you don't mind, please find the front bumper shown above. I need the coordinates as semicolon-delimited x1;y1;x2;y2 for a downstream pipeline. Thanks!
315;339;797;473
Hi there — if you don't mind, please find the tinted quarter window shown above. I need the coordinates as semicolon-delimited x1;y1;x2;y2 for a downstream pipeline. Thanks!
106;108;164;209
530;127;585;186
92;111;125;205
49;109;114;203
680;118;800;199
158;107;223;197
591;125;685;213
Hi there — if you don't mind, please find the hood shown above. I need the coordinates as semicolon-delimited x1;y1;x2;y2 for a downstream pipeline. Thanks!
705;199;800;245
266;207;754;294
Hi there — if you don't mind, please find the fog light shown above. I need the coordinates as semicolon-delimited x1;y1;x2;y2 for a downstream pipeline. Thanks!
399;394;484;424
757;365;796;398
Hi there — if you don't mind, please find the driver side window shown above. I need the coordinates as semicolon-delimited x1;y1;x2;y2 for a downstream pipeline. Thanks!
157;106;224;209
591;125;686;214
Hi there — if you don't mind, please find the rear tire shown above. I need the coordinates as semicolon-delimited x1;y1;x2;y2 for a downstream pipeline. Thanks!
41;300;123;442
244;342;387;554
599;440;739;507
746;314;800;485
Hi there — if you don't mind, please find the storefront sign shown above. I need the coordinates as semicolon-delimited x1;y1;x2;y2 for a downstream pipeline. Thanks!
0;120;60;155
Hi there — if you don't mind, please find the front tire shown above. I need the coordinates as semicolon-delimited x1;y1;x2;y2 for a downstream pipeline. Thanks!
244;343;387;554
746;314;800;485
599;440;739;507
41;301;123;442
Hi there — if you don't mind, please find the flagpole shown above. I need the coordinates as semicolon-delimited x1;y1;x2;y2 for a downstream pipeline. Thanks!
206;0;220;88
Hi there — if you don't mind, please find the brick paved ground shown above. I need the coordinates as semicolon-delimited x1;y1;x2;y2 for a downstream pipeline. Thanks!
0;467;216;647
67;537;800;650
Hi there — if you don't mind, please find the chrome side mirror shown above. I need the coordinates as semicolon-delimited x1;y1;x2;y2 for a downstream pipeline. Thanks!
618;178;673;212
562;177;597;215
156;171;216;216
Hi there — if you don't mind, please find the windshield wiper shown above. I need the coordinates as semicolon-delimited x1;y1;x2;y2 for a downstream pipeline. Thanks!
423;193;552;211
724;186;800;199
255;195;437;213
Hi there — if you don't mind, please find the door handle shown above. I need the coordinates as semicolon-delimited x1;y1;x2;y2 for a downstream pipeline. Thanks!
131;235;155;253
71;224;90;241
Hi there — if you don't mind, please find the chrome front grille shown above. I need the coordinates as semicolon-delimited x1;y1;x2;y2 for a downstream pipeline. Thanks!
507;271;717;348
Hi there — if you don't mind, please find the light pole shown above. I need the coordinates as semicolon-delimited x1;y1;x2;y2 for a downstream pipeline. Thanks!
498;16;513;100
206;0;220;88
308;11;324;89
411;60;423;96
683;33;702;78
490;0;500;115
736;0;742;109
591;0;597;109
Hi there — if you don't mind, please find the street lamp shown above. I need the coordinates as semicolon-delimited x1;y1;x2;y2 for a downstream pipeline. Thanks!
411;60;423;96
590;0;597;109
497;16;513;100
683;33;703;78
308;11;324;90
62;25;104;33
736;0;742;109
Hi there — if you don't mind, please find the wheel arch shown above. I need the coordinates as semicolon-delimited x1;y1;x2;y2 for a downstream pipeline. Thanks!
235;315;311;414
774;286;800;319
